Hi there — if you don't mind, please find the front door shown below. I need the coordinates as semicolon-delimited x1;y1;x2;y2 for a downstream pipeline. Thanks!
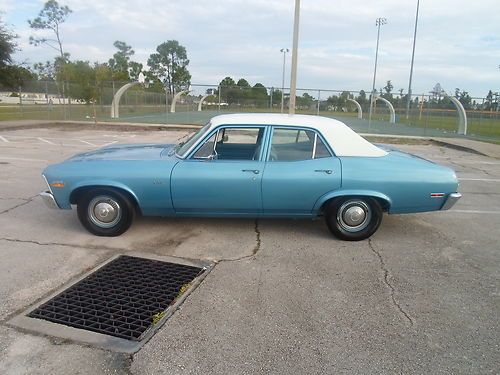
171;126;266;214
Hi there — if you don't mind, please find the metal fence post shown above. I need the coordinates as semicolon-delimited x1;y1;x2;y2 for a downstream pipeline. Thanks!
19;85;23;118
317;89;321;115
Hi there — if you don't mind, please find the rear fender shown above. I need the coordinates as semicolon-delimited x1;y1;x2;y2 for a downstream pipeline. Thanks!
313;189;392;213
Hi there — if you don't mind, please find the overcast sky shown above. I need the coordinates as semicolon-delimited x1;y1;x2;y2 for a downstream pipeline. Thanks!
2;0;499;97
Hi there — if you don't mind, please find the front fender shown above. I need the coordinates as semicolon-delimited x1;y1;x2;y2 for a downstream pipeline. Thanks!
313;189;392;213
69;180;141;206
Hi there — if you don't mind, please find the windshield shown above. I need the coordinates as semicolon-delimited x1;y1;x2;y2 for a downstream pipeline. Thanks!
176;122;212;158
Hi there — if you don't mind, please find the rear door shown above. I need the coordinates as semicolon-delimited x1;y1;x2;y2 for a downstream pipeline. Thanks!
262;127;341;214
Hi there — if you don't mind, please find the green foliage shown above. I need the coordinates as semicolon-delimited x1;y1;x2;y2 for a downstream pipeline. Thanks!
236;78;250;88
108;40;141;81
65;60;97;103
28;0;72;57
251;83;268;100
129;61;143;80
218;76;239;104
0;65;35;89
33;60;55;80
0;15;17;66
147;40;191;94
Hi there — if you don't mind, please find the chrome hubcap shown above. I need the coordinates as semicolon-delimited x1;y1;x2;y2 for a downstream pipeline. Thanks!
337;200;371;233
343;206;366;226
88;196;121;228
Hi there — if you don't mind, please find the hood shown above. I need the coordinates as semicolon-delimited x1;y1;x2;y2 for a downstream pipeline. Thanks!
66;143;176;162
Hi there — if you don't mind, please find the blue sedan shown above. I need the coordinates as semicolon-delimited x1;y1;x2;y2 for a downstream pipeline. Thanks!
40;114;461;240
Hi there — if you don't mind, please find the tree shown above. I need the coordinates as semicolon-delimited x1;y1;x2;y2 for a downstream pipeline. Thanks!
33;60;56;80
485;90;494;111
65;60;97;103
0;15;17;66
251;83;268;100
218;76;239;104
28;0;72;61
0;16;26;89
147;40;191;95
29;0;72;108
0;65;35;89
356;90;368;106
383;80;393;95
107;41;143;81
128;61;143;80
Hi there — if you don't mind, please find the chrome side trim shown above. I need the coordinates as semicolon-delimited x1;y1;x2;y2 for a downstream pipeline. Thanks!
40;191;60;209
441;192;462;210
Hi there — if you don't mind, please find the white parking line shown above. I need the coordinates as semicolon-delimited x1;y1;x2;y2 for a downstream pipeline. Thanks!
37;137;56;145
459;178;500;182
102;141;119;146
448;210;500;214
0;136;9;143
0;156;48;162
78;140;98;146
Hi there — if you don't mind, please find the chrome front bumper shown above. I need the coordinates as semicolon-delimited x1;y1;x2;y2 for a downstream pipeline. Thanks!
441;192;462;210
40;191;60;209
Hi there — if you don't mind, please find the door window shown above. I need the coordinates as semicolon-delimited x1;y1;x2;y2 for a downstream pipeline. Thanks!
192;127;264;160
269;128;331;161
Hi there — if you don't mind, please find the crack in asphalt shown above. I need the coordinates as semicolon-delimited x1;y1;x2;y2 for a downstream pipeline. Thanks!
217;219;261;263
0;237;125;251
0;195;38;215
368;239;414;326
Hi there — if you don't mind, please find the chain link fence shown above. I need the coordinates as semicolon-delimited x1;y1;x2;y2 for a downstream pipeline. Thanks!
1;81;499;141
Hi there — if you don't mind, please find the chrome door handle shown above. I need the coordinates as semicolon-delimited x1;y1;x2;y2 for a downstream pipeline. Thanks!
242;169;260;174
315;169;333;174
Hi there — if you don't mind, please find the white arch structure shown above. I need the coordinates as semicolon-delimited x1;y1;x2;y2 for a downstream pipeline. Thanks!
374;96;396;123
170;90;190;113
198;94;211;111
110;82;140;119
347;98;363;119
446;95;468;135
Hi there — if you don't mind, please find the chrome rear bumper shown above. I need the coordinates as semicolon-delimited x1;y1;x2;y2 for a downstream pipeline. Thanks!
441;192;462;210
40;191;60;209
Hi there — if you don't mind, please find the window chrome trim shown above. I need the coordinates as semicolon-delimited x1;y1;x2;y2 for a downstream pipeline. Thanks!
312;133;318;159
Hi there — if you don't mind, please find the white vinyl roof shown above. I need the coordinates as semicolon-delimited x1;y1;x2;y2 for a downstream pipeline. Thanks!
209;113;387;157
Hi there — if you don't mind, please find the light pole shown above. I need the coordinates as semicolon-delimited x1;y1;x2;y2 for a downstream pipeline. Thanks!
368;17;387;129
289;0;300;114
280;48;289;113
406;0;420;119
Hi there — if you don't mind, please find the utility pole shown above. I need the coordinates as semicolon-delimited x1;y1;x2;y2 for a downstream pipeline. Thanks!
289;0;300;114
368;17;387;129
406;0;420;119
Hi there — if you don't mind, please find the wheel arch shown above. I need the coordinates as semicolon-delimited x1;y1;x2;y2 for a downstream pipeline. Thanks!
316;190;392;214
69;182;141;214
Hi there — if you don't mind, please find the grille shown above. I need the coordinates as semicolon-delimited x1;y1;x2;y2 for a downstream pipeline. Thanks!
28;255;203;341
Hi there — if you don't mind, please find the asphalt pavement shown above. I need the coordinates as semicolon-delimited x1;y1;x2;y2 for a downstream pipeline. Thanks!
0;125;498;374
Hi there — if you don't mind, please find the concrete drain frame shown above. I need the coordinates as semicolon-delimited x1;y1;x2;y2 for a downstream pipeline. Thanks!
8;253;213;353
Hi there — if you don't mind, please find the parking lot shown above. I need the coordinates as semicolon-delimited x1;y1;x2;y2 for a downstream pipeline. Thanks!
0;125;499;374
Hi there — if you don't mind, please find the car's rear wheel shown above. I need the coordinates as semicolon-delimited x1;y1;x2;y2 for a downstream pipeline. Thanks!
77;188;135;236
325;197;382;241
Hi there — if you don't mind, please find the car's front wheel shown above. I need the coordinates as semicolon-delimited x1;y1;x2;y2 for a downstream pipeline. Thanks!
325;197;382;241
77;188;135;236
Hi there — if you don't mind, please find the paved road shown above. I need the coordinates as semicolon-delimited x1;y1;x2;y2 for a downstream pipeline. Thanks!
0;127;498;374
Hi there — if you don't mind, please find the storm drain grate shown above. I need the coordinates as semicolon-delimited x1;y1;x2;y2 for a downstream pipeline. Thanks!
28;255;203;341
